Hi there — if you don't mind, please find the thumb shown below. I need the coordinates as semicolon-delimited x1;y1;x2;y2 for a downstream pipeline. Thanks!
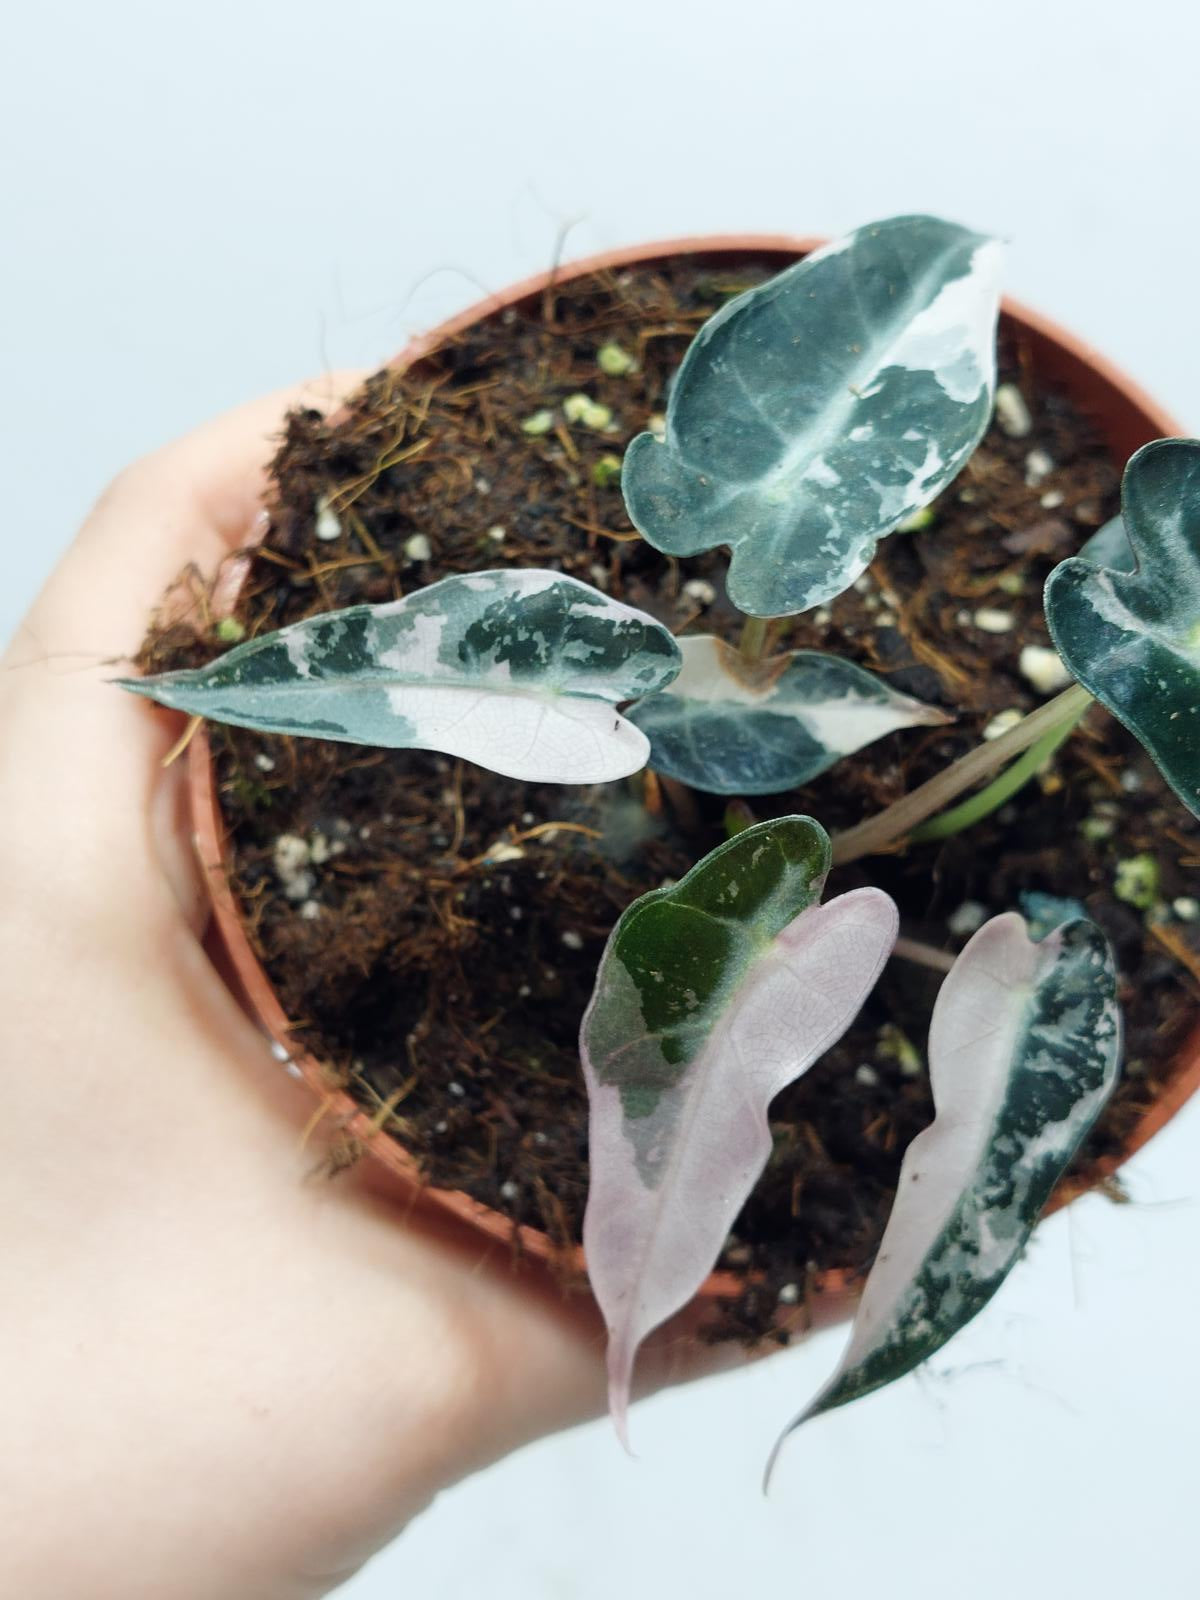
9;369;367;662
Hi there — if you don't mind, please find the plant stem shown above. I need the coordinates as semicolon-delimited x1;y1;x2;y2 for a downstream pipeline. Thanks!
830;682;1094;866
908;714;1083;845
658;773;702;833
738;615;771;666
891;936;955;974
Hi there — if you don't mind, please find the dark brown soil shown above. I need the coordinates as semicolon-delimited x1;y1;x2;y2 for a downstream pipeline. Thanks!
141;255;1200;1344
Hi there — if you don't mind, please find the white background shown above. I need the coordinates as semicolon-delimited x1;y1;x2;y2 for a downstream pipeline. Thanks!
4;2;1199;1595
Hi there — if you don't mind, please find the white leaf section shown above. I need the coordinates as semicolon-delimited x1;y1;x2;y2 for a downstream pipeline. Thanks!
626;635;950;794
381;684;651;782
117;568;681;785
766;912;1120;1480
623;215;1003;616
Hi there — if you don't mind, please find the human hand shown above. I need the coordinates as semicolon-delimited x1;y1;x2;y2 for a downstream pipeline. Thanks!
0;377;750;1599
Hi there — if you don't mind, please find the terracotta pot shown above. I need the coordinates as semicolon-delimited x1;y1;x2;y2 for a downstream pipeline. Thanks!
189;234;1200;1302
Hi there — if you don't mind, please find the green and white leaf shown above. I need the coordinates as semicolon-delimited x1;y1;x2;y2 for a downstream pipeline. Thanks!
116;569;682;784
1077;513;1135;573
581;817;898;1442
625;635;952;794
768;912;1120;1473
1045;438;1200;817
622;214;1002;617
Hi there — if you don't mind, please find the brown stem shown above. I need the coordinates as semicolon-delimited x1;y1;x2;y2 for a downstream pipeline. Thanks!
831;683;1094;866
658;774;703;834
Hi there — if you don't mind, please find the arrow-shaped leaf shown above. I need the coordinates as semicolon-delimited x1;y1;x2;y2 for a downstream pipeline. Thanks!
1046;439;1200;816
116;569;682;785
622;215;1002;617
580;816;898;1442
768;912;1120;1475
625;635;952;794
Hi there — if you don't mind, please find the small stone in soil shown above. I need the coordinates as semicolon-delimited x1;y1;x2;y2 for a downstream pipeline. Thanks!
973;607;1015;633
1080;814;1115;842
1018;644;1071;694
597;341;636;377
485;840;526;865
273;834;314;900
314;494;341;543
995;382;1033;438
984;708;1023;739
1115;854;1160;910
948;900;989;936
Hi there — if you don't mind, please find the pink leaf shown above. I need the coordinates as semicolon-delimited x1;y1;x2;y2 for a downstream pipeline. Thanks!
580;816;897;1444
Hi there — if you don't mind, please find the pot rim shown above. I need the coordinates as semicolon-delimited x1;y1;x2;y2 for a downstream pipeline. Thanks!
188;232;1200;1304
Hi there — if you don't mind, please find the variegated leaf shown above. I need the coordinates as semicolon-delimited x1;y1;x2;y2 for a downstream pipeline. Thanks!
116;569;681;784
622;215;1002;617
625;635;951;794
1046;439;1200;817
769;912;1120;1473
580;816;898;1442
1077;513;1134;573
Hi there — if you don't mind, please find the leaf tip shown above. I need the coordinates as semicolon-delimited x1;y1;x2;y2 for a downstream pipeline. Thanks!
606;1345;637;1458
111;674;158;700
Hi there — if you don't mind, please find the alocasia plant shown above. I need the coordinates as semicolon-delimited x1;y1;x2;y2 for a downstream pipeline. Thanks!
579;817;897;1439
766;911;1120;1479
118;569;681;784
622;214;1002;616
624;635;951;794
1046;438;1200;816
117;210;1195;1470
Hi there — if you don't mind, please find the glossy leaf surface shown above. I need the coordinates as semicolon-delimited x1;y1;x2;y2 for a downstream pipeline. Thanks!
770;912;1120;1472
622;215;1002;617
581;817;898;1441
1046;439;1200;817
625;635;951;794
117;569;682;784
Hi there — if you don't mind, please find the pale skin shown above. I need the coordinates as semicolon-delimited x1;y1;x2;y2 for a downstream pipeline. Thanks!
0;375;778;1598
